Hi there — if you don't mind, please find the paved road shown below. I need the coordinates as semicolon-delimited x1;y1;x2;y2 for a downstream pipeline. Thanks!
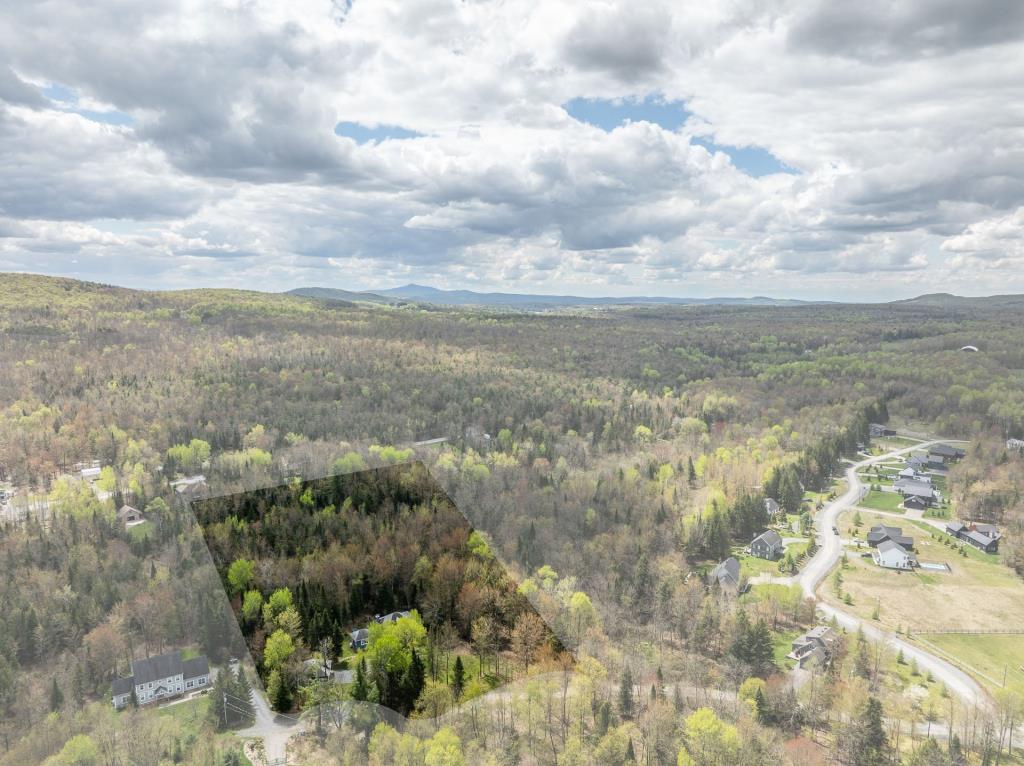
795;439;988;709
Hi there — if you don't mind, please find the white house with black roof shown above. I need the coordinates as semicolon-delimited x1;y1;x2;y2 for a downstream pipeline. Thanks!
112;650;210;709
867;525;914;550
872;539;918;570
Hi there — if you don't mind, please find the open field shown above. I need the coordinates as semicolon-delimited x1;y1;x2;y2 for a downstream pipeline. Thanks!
857;490;905;513
821;511;1024;634
919;633;1024;698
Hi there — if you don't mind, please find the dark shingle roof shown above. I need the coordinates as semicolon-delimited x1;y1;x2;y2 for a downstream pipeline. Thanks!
112;676;134;696
753;530;783;547
711;557;740;586
132;651;184;685
182;655;209;680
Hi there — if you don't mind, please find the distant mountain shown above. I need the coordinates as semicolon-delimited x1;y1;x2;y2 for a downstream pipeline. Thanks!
290;283;820;308
895;292;1024;308
287;287;401;305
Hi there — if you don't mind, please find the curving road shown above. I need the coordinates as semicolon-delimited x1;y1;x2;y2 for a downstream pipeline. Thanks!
795;439;989;709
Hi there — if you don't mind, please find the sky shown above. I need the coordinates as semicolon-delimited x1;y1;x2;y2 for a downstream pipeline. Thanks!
1;0;1024;301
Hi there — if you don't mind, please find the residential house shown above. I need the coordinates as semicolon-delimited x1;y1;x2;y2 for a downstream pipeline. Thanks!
375;611;410;624
350;628;369;651
765;497;781;518
787;626;839;668
171;474;208;497
946;521;1002;553
894;478;936;506
907;455;929;472
903;495;930;511
1007;438;1024;452
81;466;102;481
897;467;930;484
112;650;209;709
930;443;966;461
117;504;145;527
750;530;784;560
709;557;741;592
867;525;914;550
925;453;948;471
869;424;896;437
872;539;918;570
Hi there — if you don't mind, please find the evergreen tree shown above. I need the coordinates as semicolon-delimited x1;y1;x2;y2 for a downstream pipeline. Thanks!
618;666;634;719
753;686;769;724
401;649;425;715
231;666;255;727
687;457;697;486
350;657;370;702
49;677;63;712
451;655;465;700
596;700;612;735
838;696;889;766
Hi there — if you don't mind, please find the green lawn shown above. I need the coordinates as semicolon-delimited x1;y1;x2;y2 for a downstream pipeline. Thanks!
736;550;785;578
772;629;800;670
128;520;154;541
920;634;1024;698
858;490;905;513
157;695;210;737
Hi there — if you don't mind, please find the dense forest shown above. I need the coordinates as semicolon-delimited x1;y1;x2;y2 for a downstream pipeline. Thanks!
1;274;1023;765
196;463;567;717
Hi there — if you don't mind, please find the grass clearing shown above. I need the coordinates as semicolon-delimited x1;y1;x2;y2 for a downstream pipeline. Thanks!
157;695;210;737
858;490;905;513
822;511;1024;633
919;634;1024;698
772;628;800;670
128;520;154;541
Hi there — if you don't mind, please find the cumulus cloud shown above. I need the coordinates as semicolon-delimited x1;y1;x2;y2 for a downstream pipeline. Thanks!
0;0;1022;297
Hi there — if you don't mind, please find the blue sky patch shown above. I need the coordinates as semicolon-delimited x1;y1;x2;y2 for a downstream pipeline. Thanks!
334;121;424;143
42;82;134;126
563;95;794;177
692;138;795;177
564;95;689;132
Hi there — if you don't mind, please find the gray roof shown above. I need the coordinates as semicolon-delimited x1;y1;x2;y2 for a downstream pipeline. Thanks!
965;530;997;547
946;521;965;533
876;539;901;554
132;651;185;685
931;444;964;458
753;529;783;547
351;628;369;641
112;676;134;696
895;480;935;499
868;525;913;547
182;655;209;680
711;557;740;586
974;523;1000;537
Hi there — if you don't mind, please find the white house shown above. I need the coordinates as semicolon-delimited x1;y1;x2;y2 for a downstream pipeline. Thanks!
872;539;917;570
112;651;210;709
